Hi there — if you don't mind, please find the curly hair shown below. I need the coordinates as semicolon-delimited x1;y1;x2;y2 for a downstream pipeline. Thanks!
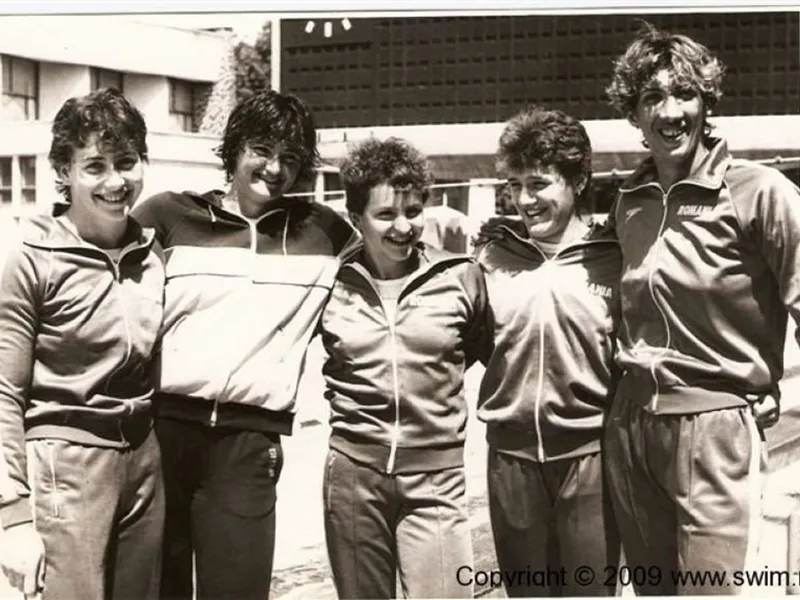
215;89;319;183
48;87;148;199
606;21;725;138
340;137;433;215
496;105;593;212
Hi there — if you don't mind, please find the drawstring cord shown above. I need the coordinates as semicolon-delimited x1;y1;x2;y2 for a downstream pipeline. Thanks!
282;208;290;256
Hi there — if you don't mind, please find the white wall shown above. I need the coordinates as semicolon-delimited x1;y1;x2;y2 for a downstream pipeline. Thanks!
0;16;226;82
125;74;171;133
39;62;90;121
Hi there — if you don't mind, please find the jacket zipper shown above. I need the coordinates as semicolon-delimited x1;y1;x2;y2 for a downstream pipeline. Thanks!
106;253;135;440
645;188;674;412
211;218;258;427
385;316;402;474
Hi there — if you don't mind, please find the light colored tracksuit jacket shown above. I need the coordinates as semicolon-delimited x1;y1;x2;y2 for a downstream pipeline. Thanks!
0;211;164;528
475;224;622;463
131;190;359;435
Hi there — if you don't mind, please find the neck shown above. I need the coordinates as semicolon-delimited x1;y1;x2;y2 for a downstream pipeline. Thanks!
364;249;417;280
534;214;590;248
224;187;281;219
655;143;710;190
65;207;128;249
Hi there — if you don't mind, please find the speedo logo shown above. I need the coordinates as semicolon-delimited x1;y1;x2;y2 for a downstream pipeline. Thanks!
587;283;613;299
677;204;714;217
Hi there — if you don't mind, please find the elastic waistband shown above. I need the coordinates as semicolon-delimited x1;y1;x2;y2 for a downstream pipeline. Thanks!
329;431;464;474
27;409;153;448
486;423;601;463
619;370;771;415
154;393;294;435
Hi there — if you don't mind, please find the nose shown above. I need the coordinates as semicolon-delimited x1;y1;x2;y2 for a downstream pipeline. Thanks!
659;94;683;120
263;156;281;174
104;168;125;190
392;216;412;235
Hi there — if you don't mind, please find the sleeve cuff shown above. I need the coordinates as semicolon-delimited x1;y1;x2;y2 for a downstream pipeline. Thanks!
0;496;33;529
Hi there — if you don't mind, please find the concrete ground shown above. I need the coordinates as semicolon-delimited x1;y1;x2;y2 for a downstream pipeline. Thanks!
2;325;800;599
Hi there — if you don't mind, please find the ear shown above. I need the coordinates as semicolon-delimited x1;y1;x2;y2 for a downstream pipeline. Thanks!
575;175;588;197
627;113;639;129
57;165;72;185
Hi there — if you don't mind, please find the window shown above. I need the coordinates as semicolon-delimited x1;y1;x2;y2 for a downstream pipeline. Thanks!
91;67;124;93
169;78;198;132
2;55;39;121
0;157;11;204
20;156;36;205
0;156;36;207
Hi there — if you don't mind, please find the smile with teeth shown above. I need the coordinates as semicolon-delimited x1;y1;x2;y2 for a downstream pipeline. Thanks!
95;189;129;204
521;206;547;219
255;172;282;186
386;236;413;246
658;123;687;141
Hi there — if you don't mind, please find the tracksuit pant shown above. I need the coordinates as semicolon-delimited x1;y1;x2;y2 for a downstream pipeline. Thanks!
604;377;767;595
487;448;620;597
323;448;473;599
155;417;284;600
27;428;164;600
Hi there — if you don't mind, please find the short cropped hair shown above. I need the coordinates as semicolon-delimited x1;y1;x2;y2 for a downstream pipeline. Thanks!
496;105;593;211
606;21;725;138
340;137;433;215
215;89;319;183
49;87;148;199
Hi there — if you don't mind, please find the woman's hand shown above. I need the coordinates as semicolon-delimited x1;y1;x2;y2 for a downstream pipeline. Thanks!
0;522;46;596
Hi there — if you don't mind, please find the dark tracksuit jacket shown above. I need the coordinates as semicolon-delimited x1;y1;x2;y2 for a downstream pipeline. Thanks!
475;224;622;463
0;211;164;528
132;190;359;433
604;137;800;593
320;243;492;475
610;137;800;413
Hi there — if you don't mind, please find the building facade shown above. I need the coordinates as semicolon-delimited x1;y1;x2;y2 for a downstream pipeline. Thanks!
0;16;231;219
281;11;800;217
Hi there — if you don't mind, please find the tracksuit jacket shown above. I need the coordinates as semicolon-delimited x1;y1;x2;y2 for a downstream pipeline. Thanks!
475;225;622;463
0;211;164;528
319;243;492;475
610;137;800;414
131;190;358;434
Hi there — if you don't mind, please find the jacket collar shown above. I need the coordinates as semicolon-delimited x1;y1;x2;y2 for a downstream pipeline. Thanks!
342;241;472;285
22;206;154;256
491;216;617;260
619;136;732;193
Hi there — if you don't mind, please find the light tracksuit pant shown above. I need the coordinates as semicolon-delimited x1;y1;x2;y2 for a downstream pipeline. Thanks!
604;377;767;595
323;448;473;599
27;429;164;600
487;448;620;597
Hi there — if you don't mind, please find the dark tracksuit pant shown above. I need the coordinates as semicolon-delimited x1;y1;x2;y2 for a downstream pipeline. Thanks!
323;448;473;599
487;448;619;597
27;427;164;600
155;417;284;600
604;376;767;596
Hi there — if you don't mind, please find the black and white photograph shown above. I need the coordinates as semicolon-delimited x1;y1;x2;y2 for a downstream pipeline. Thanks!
0;4;798;598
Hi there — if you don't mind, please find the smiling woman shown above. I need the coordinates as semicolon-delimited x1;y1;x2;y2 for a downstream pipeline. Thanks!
0;87;165;600
318;136;493;599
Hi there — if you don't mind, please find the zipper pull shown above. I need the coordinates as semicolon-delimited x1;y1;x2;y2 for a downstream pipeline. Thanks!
209;403;219;427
